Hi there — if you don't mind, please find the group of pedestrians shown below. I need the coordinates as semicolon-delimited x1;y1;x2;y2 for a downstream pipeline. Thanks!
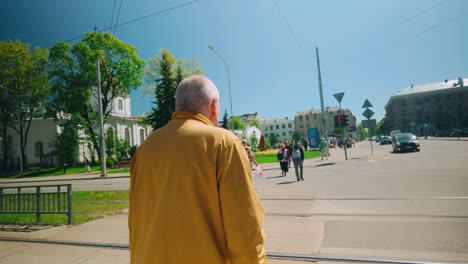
277;140;304;181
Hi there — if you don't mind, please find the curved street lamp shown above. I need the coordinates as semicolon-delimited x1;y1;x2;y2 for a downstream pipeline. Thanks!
208;45;233;130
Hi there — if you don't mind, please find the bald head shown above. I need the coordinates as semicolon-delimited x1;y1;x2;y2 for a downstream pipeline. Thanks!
175;75;220;124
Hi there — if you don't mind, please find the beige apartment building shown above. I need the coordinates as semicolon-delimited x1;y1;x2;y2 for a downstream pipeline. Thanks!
294;107;357;139
384;78;468;136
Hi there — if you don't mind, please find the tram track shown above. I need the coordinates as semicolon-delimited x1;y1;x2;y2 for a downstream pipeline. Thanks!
0;237;466;264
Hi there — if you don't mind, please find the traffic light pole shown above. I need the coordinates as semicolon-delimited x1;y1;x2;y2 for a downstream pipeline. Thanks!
339;103;348;160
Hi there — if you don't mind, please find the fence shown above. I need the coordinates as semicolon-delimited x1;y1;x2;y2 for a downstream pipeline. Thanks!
0;184;73;224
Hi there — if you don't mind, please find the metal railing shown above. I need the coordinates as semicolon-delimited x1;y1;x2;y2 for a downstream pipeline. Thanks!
0;184;73;224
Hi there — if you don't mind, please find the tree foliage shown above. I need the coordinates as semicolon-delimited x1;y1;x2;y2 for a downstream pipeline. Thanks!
221;109;229;129
291;131;301;141
269;132;279;148
48;32;145;161
145;49;203;130
249;133;258;152
0;40;49;170
53;121;79;172
231;116;244;130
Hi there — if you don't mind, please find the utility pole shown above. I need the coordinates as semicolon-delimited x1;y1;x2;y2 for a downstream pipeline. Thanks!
96;59;107;177
316;47;327;139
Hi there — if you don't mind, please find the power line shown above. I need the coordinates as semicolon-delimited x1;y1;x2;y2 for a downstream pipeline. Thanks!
109;0;117;33
329;10;468;71
44;0;202;50
113;0;124;35
271;0;313;64
325;0;449;57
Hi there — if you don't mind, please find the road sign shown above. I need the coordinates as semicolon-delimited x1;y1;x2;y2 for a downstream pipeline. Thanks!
333;92;345;103
362;119;376;129
362;108;374;119
362;99;373;108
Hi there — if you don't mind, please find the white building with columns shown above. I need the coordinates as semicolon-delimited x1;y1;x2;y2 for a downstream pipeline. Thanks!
0;96;151;169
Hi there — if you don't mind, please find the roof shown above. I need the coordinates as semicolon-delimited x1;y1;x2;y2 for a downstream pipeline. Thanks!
295;107;349;116
395;78;467;96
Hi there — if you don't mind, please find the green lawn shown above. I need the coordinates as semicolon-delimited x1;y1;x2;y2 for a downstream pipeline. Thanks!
255;150;321;164
3;166;129;179
0;190;129;225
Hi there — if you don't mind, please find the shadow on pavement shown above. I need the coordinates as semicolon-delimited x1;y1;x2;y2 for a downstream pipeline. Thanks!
266;175;286;179
315;162;336;167
277;181;298;185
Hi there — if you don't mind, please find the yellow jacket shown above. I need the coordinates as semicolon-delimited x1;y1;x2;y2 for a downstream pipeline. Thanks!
129;111;268;264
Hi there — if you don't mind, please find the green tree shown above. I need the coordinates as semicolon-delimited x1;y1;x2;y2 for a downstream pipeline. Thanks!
53;121;79;173
105;127;115;159
221;109;229;129
0;40;49;170
357;122;368;140
115;137;130;160
145;49;203;130
249;118;261;129
269;133;279;148
291;131;301;141
231;116;244;130
48;32;145;162
249;133;258;152
372;119;388;135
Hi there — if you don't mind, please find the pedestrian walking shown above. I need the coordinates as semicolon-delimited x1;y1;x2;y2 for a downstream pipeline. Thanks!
242;139;259;169
291;140;304;181
320;138;329;160
84;157;91;173
129;75;268;264
277;143;291;176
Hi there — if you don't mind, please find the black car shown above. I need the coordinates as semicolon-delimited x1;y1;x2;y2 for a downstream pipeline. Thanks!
392;133;420;153
379;136;392;145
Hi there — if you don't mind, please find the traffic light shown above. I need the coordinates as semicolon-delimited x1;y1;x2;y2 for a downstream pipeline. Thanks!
343;115;349;127
334;115;345;128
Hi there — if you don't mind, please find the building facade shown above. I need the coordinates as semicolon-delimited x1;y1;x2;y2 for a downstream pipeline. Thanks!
0;96;151;170
384;78;468;136
262;118;295;144
294;107;357;139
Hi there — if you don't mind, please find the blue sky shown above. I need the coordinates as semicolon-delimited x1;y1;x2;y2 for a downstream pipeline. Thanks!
1;0;467;123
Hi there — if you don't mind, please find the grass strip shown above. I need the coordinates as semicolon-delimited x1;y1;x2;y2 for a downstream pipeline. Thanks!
255;150;322;164
0;190;129;226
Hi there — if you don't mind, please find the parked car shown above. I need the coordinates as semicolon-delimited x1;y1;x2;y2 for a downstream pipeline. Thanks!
392;133;420;153
379;136;392;145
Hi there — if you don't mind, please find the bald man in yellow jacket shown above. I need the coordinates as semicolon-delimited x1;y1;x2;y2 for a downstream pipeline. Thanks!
129;75;269;264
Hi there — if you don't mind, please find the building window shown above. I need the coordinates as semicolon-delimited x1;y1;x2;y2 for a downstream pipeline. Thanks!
415;98;421;105
289;131;292;134
125;128;131;144
264;127;267;131
306;124;310;128
314;114;317;120
118;100;123;110
299;125;303;128
400;100;407;106
270;126;273;130
446;94;452;100
288;123;292;128
424;97;429;103
265;133;269;138
140;129;145;145
282;124;285;129
282;132;286;136
447;105;454;112
306;115;309;120
276;125;279;129
299;116;303;121
35;141;43;157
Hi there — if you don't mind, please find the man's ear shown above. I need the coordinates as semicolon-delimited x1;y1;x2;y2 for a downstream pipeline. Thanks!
210;98;218;116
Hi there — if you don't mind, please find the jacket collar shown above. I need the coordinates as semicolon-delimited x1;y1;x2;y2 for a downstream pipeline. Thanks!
171;110;214;127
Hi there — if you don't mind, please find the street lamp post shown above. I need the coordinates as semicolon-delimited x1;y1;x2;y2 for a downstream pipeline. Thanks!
208;45;233;130
0;84;23;175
